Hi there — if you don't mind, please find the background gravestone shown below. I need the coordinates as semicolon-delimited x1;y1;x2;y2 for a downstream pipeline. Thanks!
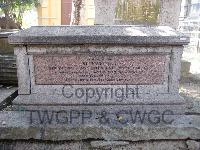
0;30;18;85
94;0;117;25
95;0;182;29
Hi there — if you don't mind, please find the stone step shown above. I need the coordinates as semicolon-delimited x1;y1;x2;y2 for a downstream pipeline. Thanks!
0;111;200;141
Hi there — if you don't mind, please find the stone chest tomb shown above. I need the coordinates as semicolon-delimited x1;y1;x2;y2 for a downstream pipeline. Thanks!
8;26;189;126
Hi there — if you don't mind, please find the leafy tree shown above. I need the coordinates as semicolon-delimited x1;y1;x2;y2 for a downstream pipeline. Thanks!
0;0;40;29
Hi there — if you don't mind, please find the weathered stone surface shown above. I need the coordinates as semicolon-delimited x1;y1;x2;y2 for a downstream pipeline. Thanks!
94;0;117;25
0;87;17;104
7;25;191;149
0;140;188;150
12;103;186;116
8;26;189;45
0;86;17;110
12;93;186;106
90;141;129;148
29;52;171;103
168;46;183;94
14;47;30;94
181;60;191;77
0;55;17;85
0;141;85;150
0;111;200;141
0;30;17;38
27;45;173;55
94;0;182;29
34;54;166;85
159;0;182;29
8;26;189;106
112;141;187;150
186;140;200;150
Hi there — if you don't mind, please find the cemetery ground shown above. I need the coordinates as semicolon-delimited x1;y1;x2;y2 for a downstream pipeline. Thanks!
0;73;200;149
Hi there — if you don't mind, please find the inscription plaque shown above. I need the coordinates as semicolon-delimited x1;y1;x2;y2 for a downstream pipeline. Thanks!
33;55;166;85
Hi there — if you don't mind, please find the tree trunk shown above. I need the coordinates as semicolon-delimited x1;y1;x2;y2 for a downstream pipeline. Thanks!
72;0;82;25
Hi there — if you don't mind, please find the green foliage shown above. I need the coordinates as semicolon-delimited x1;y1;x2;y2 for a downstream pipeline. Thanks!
0;0;40;28
115;0;160;25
